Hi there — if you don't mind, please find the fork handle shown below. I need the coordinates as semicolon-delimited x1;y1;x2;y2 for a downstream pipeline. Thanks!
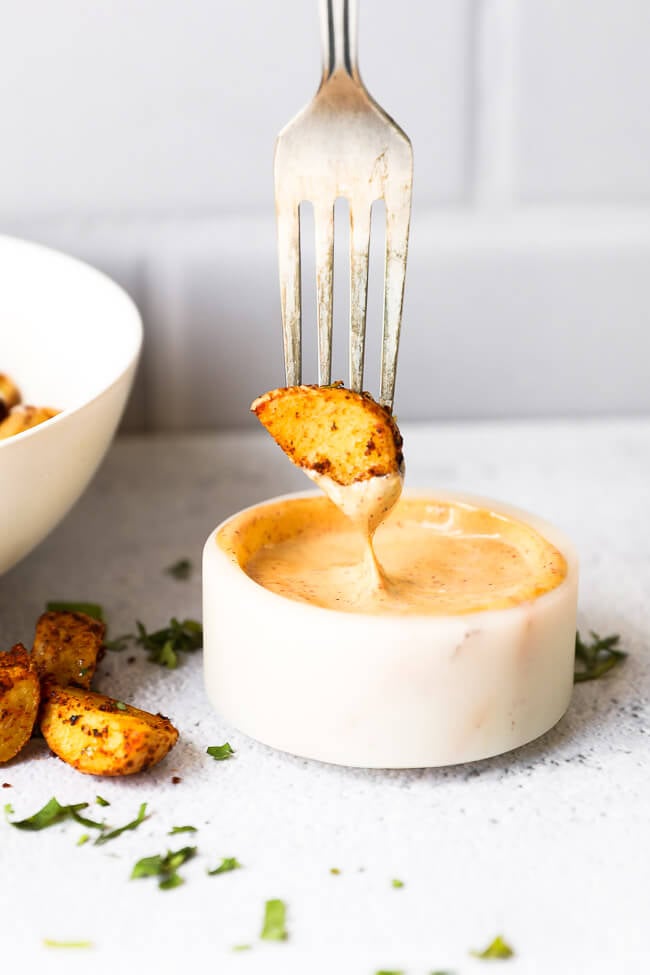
320;0;359;81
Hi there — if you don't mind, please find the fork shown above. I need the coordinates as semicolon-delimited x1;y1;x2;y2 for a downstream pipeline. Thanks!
274;0;413;411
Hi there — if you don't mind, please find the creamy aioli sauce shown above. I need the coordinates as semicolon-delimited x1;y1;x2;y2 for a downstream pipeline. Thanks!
219;496;568;616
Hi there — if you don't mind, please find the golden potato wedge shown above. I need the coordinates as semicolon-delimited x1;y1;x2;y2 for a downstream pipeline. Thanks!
0;404;59;440
32;610;106;690
251;384;403;484
40;684;179;776
0;644;40;764
0;373;21;409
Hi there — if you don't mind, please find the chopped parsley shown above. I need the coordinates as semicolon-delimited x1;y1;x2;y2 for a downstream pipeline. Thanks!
132;846;197;890
574;631;627;683
471;935;514;960
169;825;197;835
134;618;203;668
207;742;235;761
207;856;241;875
46;601;104;621
95;802;148;845
166;558;193;581
115;701;128;711
260;899;288;941
374;970;404;975
6;797;99;831
95;796;110;807
43;939;92;949
232;944;252;952
391;878;404;889
330;867;341;875
76;834;90;846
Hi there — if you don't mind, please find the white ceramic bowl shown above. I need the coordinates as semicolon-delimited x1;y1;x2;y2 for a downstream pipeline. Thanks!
203;490;579;768
0;235;142;574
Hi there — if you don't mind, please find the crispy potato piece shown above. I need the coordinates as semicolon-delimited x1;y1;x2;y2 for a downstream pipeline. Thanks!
0;373;21;409
32;611;106;690
40;684;179;776
0;644;40;764
251;384;403;484
0;404;59;440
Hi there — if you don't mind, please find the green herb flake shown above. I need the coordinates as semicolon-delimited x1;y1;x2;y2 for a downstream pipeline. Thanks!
330;867;341;875
169;825;197;835
374;970;404;975
7;797;91;831
131;846;197;890
574;631;627;683
471;935;515;960
46;601;104;621
95;796;110;807
232;944;252;952
207;742;235;761
95;802;147;845
208;856;241;876
391;878;404;888
76;834;90;846
4;803;14;819
135;618;203;668
115;701;128;712
260;898;288;942
43;939;92;949
166;558;193;581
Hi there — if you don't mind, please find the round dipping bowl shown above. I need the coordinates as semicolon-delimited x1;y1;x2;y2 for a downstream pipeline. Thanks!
0;235;142;574
203;490;579;768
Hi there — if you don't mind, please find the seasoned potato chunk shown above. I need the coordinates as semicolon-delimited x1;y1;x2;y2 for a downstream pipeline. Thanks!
0;373;21;409
32;611;105;690
0;644;40;764
40;684;179;776
0;405;59;440
251;384;403;484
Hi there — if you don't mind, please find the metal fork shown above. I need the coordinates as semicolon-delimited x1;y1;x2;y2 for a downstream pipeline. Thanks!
274;0;413;411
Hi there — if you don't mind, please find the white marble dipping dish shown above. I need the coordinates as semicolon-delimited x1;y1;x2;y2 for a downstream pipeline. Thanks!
203;490;579;768
0;235;142;575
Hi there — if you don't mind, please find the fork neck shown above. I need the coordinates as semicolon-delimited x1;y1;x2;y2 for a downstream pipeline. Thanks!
319;0;360;82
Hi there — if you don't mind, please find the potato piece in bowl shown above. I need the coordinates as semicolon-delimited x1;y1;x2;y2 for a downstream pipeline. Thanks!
40;684;179;776
251;384;403;484
0;373;21;410
0;644;40;764
0;405;60;440
32;610;105;690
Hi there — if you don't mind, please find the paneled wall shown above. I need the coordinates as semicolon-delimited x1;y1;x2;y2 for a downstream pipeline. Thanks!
2;1;649;428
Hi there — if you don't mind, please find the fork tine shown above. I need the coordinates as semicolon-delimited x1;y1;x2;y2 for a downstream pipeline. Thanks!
276;201;302;385
349;202;372;392
314;202;334;386
380;203;411;410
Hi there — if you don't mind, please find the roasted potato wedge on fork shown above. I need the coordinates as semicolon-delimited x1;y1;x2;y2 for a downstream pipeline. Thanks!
32;610;106;690
251;384;403;484
40;684;179;776
0;644;40;764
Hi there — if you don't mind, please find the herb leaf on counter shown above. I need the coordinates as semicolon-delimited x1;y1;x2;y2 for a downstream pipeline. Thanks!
207;742;235;761
471;935;514;960
95;802;147;845
135;618;203;668
169;825;197;835
391;878;404;888
95;795;110;807
261;899;288;941
166;558;193;581
574;631;627;683
46;601;104;621
132;846;197;890
6;797;93;831
207;856;241;875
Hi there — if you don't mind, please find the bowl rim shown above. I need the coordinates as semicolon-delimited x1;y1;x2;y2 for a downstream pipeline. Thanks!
0;234;143;452
203;487;580;626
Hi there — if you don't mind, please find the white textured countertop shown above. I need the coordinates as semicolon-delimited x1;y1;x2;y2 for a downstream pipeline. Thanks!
1;420;648;974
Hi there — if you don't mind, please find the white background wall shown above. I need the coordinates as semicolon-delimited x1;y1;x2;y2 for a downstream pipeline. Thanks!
1;1;649;429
